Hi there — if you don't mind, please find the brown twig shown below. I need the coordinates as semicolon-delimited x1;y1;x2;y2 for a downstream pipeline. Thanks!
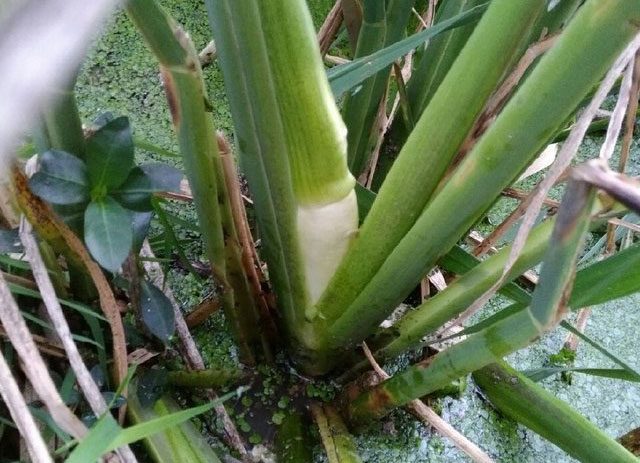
140;241;248;458
20;222;138;462
0;272;87;439
458;35;558;159
318;0;343;57
185;297;221;329
361;343;494;463
0;349;53;463
563;307;592;352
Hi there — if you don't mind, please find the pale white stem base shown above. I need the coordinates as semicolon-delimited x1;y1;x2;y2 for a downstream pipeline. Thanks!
297;190;358;306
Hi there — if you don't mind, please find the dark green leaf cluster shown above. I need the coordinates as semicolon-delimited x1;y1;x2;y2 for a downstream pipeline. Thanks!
29;115;182;273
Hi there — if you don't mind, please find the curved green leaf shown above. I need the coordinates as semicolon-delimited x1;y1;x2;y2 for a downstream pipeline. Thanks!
84;197;133;272
29;150;89;204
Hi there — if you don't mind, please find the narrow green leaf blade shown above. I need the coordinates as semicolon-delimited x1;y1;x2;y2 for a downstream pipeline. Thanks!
328;3;488;96
524;367;640;383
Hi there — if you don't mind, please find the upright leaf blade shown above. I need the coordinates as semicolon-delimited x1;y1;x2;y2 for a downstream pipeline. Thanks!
84;197;133;272
86;116;134;191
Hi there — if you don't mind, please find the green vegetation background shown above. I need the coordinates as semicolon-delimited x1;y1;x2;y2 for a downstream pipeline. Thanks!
74;1;640;461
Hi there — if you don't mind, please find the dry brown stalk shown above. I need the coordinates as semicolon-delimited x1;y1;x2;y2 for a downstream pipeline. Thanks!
0;350;53;463
217;133;275;333
12;169;129;393
318;0;343;56
0;272;87;439
20;223;138;462
457;35;558;160
606;52;640;252
361;343;494;463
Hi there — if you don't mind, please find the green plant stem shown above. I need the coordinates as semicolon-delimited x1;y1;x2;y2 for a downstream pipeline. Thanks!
37;74;86;160
311;403;362;463
274;412;314;463
375;218;553;362
324;0;640;351
402;0;486;135
314;0;546;337
342;0;415;177
473;361;637;463
126;0;265;363
346;179;595;423
127;391;223;463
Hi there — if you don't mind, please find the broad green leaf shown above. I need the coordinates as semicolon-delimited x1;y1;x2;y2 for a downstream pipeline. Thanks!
84;197;133;272
139;280;175;343
524;367;640;383
86;116;134;191
328;3;487;96
113;163;182;211
29;150;89;204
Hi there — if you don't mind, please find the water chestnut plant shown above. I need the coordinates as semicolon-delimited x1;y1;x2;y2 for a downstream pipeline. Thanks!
1;0;640;461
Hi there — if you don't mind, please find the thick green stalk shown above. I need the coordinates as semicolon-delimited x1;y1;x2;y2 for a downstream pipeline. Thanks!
326;0;640;349
128;391;223;463
474;361;637;463
127;0;264;362
342;0;415;177
204;0;307;341
205;0;357;370
313;0;545;327
312;404;362;463
346;179;595;423
274;412;314;463
402;0;486;135
376;218;553;362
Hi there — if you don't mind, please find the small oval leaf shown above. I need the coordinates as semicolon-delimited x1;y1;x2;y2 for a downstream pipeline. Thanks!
139;280;175;343
29;149;89;204
84;197;133;272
